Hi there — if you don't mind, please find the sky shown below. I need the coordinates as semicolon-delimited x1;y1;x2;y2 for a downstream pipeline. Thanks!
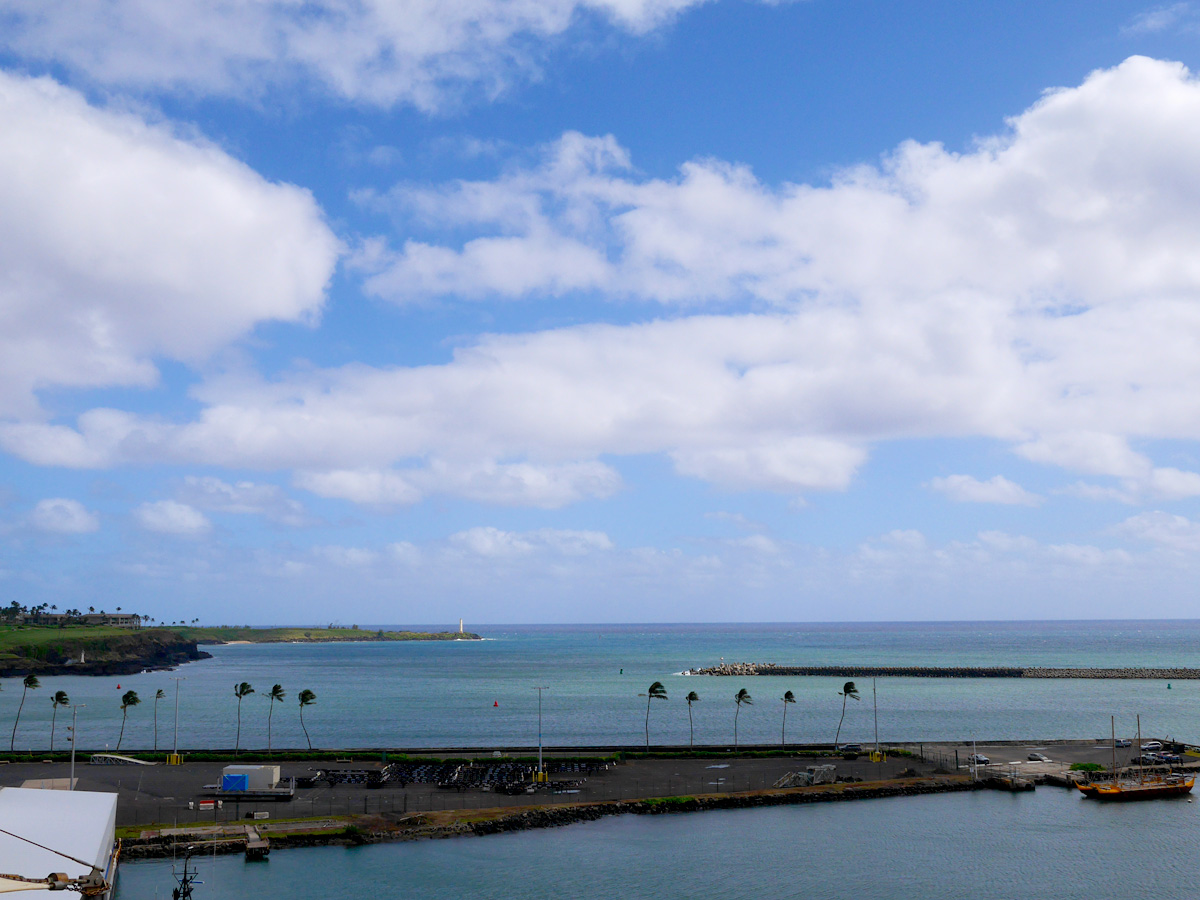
3;1;1200;624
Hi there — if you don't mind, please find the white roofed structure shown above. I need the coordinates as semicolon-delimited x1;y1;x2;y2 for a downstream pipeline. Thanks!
0;788;117;896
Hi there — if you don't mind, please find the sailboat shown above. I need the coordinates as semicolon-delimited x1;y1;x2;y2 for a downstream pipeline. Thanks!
1080;715;1194;801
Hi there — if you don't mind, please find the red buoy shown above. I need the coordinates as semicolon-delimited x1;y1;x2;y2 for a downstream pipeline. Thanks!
494;701;499;707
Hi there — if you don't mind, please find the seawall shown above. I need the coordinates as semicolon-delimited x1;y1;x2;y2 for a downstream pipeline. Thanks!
687;663;1200;679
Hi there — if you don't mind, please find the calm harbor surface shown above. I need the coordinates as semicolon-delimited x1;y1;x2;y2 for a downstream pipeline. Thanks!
115;787;1200;899
7;621;1200;750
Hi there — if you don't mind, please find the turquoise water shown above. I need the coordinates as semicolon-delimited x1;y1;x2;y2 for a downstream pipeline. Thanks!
6;621;1200;750
115;788;1200;899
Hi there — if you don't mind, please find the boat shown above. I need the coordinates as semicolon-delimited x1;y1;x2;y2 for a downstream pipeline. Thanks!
1081;715;1194;802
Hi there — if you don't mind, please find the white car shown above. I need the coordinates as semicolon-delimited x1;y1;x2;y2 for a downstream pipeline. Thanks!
968;753;990;765
1115;739;1132;748
1027;752;1051;762
1141;741;1163;751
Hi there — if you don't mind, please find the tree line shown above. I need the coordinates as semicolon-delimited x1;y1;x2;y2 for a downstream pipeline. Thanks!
8;675;318;752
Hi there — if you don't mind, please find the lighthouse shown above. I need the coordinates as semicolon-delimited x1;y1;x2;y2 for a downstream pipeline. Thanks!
459;618;464;634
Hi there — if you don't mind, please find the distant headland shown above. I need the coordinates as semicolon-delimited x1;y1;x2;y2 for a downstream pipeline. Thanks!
175;625;483;645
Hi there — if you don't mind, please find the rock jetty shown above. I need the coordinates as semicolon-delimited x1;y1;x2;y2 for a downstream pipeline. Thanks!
686;663;1200;679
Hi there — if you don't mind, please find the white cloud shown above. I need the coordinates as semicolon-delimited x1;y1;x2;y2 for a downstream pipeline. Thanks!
0;0;757;111
928;474;1042;506
15;59;1200;511
29;498;99;534
0;71;339;419
178;476;309;526
134;500;211;536
1113;510;1200;551
313;545;379;567
449;526;612;557
1123;3;1195;34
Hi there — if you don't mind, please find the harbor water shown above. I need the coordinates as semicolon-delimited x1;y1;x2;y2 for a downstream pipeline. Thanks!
6;621;1200;751
115;787;1200;899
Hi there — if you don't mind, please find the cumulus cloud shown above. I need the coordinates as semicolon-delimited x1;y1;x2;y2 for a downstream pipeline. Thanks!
178;476;310;526
1122;3;1197;34
0;0;753;110
134;500;211;536
449;526;613;557
928;474;1042;506
1113;510;1200;551
0;72;339;419
29;498;99;534
12;59;1200;510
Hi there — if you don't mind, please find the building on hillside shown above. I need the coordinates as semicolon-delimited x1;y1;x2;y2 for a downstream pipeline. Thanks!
14;612;141;628
0;786;119;899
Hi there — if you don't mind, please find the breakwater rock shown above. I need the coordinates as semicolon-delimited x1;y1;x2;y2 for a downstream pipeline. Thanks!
687;663;1200;679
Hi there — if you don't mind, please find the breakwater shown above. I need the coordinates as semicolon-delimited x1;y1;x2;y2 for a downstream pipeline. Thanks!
686;663;1200;679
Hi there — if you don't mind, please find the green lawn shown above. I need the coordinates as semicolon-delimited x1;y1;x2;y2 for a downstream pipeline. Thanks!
0;625;174;662
174;626;480;643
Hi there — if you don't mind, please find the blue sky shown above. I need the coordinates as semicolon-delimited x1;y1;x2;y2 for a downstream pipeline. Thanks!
3;0;1200;624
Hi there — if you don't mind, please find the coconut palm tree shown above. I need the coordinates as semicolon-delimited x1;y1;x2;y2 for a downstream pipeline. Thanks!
834;681;860;748
152;689;165;751
266;684;286;753
781;690;796;748
297;689;316;750
50;690;69;751
116;690;140;750
733;688;752;749
10;674;40;751
643;681;668;749
685;691;700;747
233;682;255;754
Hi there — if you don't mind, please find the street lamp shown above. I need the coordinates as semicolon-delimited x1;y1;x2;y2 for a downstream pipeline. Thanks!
68;704;86;790
171;676;185;761
534;686;549;780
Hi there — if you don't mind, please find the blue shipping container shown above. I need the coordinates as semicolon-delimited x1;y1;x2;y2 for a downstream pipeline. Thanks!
221;773;249;791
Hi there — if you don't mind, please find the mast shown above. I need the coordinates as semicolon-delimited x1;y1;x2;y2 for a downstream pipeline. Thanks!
1111;716;1116;780
873;679;879;755
1137;714;1144;784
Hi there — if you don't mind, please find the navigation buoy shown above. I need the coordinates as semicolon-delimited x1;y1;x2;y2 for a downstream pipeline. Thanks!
494;701;499;707
620;668;623;675
1168;683;1172;689
116;684;120;689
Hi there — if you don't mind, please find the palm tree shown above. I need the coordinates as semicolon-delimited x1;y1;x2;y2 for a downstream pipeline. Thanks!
734;688;752;749
643;681;668;749
50;690;69;751
297;689;316;750
266;684;286;753
834;681;860;748
233;682;255;754
153;689;166;751
781;690;796;748
685;691;700;748
116;690;140;750
10;674;40;750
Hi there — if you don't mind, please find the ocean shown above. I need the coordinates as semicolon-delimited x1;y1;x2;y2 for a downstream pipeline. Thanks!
6;621;1200;751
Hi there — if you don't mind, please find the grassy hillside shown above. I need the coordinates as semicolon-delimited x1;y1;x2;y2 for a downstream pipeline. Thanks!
174;626;481;644
0;625;206;675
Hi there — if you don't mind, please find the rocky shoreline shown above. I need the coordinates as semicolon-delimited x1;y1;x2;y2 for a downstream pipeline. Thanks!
121;777;980;859
687;663;1200;679
0;630;209;677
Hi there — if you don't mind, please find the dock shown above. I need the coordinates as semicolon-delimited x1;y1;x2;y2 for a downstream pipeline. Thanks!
244;825;270;860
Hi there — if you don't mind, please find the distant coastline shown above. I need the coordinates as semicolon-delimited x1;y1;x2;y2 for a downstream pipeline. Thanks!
177;626;483;646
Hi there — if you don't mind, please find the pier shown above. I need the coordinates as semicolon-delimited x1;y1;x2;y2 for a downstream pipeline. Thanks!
686;663;1200;679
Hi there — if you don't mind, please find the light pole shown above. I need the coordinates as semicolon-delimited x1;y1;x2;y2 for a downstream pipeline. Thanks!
68;704;85;790
534;686;549;779
171;677;185;759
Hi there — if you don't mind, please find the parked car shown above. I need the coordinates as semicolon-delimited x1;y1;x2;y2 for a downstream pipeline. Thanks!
839;743;863;753
1027;752;1051;762
1115;739;1132;748
968;753;990;766
1159;753;1182;764
1131;753;1163;765
1142;741;1163;751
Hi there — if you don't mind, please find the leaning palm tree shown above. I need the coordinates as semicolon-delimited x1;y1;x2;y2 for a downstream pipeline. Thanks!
685;691;700;748
116;690;140;750
733;688;752;749
781;690;796;748
10;674;40;751
834;681;860;748
297;689;316;750
233;682;255;754
643;681;668;749
50;690;70;751
266;684;286;753
152;689;166;751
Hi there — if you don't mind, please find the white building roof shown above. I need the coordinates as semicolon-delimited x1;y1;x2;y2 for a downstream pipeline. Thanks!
0;788;116;890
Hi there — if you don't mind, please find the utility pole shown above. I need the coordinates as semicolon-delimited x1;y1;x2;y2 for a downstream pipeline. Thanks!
171;677;185;760
69;704;85;790
534;686;549;780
